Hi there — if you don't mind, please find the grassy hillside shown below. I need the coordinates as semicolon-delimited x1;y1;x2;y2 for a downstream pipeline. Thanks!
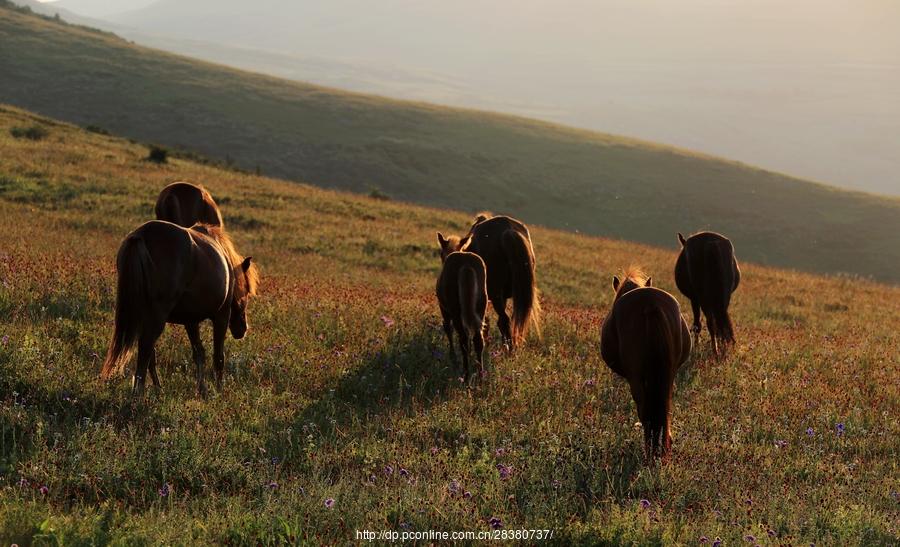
2;5;900;285
1;105;898;544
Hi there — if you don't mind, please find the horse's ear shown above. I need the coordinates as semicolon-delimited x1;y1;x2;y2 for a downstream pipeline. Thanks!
437;232;447;248
612;276;620;291
241;257;253;272
677;233;686;246
645;276;652;287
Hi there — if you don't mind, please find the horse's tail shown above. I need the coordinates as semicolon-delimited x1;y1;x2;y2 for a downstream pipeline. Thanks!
642;305;676;459
502;229;541;346
100;235;154;380
706;241;735;345
457;264;483;340
155;191;183;226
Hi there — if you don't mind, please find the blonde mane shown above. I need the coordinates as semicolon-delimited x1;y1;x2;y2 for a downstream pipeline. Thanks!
195;224;259;296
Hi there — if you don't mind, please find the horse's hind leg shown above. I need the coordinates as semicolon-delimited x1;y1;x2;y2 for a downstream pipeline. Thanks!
491;298;512;350
133;322;164;397
212;317;228;392
472;326;485;378
148;351;161;390
186;322;208;398
690;300;702;347
454;321;471;383
442;315;456;362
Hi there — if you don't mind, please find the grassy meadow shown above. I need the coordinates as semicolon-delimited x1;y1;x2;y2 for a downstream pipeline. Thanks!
4;4;900;285
1;105;899;544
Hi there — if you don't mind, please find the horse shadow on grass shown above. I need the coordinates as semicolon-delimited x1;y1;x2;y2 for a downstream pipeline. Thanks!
268;323;474;449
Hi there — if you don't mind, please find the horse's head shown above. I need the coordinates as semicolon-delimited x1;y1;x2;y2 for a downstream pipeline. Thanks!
230;256;258;339
612;268;652;301
437;232;471;262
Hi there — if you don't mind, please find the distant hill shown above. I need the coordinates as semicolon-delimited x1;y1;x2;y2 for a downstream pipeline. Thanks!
2;4;900;283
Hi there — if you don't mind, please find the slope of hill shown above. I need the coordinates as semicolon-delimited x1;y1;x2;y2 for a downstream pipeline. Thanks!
3;5;900;284
1;105;898;543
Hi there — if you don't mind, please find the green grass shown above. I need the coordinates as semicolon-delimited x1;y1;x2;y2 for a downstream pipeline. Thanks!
2;5;900;284
1;105;898;545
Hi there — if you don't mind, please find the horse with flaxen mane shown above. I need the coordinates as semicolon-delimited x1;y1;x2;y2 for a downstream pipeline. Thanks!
674;231;740;356
155;181;224;228
100;221;258;396
442;214;540;348
600;269;691;459
436;233;488;382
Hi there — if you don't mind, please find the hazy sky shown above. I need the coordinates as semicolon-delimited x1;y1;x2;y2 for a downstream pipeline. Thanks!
45;0;900;195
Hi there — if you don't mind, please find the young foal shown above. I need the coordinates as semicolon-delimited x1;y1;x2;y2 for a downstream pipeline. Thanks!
600;269;691;459
674;231;740;356
155;181;224;228
101;221;258;396
436;233;488;382
443;214;540;349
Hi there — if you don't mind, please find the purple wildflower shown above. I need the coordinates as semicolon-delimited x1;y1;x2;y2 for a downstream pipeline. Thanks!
399;468;409;478
639;499;651;510
806;427;814;436
158;483;170;497
448;479;460;495
745;535;756;542
488;517;503;530
463;491;472;499
384;465;394;476
1;335;8;345
400;522;410;529
267;481;279;489
380;315;395;328
324;497;335;508
551;479;561;489
699;537;708;544
39;485;49;496
430;446;439;456
583;378;596;387
497;464;512;480
836;423;845;436
768;529;777;537
495;448;506;457
17;478;28;488
774;439;787;448
712;538;723;547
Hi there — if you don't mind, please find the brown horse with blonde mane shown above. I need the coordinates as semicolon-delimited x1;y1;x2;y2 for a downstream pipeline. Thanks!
442;214;540;348
155;181;224;228
100;220;258;396
675;231;740;356
436;233;488;382
600;269;691;459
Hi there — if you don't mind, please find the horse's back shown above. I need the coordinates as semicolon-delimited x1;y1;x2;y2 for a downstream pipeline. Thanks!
437;252;487;309
155;182;223;228
677;231;738;298
606;287;690;373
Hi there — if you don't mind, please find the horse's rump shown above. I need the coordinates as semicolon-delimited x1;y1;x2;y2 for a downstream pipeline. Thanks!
501;228;540;343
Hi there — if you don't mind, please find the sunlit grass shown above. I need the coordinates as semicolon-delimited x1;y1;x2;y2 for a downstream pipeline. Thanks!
0;106;897;544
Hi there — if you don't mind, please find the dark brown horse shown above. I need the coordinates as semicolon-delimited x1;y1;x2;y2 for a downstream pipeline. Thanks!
600;269;691;459
155;181;224;228
100;221;258;396
443;214;540;348
436;233;488;382
674;231;740;356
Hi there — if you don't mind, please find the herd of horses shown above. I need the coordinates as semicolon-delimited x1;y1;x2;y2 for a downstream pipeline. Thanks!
100;182;740;459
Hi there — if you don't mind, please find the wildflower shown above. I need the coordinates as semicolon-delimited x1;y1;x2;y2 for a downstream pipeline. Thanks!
400;522;410;529
699;537;708;544
639;499;651;509
494;448;506;457
1;335;8;345
432;350;443;359
712;538;723;547
836;423;845;436
399;468;409;478
158;483;170;497
745;535;756;542
551;479;561;489
384;465;394;476
774;439;787;448
583;378;596;387
463;491;472;499
39;485;49;496
267;481;279;489
768;529;777;537
806;427;814;436
497;464;512;480
380;315;395;328
324;497;335;508
430;446;439;456
488;516;503;530
448;479;460;495
17;478;28;488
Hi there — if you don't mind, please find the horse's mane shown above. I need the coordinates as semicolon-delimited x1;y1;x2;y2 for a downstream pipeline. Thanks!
473;212;493;225
616;266;650;296
195;224;259;296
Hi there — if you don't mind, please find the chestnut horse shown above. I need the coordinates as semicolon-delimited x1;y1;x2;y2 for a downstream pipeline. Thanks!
675;231;740;356
100;221;257;396
155;182;224;228
436;233;488;382
600;269;691;459
442;214;540;348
